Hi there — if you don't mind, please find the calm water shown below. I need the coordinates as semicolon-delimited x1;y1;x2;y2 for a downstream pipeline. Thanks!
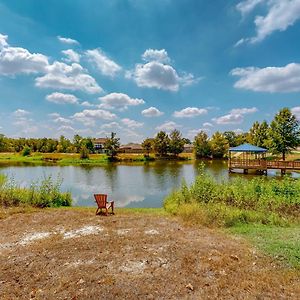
0;161;299;208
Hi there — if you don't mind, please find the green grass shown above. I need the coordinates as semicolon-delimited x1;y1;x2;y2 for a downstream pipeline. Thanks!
0;174;72;208
164;165;300;226
229;224;300;269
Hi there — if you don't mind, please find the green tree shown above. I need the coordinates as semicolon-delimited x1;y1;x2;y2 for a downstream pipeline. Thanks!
141;138;153;157
248;121;269;148
193;131;211;158
268;108;300;160
209;131;229;158
83;137;95;154
22;146;31;156
0;134;7;152
153;131;170;156
104;132;120;160
223;131;238;147
73;134;83;153
169;129;185;156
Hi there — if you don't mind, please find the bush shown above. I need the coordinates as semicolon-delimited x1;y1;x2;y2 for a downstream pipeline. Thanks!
80;146;89;159
22;146;31;156
0;175;72;208
164;171;300;227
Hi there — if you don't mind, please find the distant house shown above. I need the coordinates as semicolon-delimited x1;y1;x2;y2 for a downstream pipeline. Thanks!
119;143;143;153
93;138;108;153
183;143;194;153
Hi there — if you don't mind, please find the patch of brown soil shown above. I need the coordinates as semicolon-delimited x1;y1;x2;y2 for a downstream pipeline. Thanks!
0;209;299;299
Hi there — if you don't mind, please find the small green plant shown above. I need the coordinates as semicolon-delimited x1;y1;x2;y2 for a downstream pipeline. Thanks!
22;146;31;156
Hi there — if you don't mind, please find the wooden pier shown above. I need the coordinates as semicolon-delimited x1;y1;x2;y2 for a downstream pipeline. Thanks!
228;159;300;174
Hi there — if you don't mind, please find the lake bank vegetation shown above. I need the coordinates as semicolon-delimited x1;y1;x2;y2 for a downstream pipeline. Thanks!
0;108;299;165
164;166;300;228
0;174;72;208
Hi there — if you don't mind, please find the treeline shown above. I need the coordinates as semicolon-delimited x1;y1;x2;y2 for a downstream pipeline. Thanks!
0;134;95;155
0;108;299;160
142;108;300;160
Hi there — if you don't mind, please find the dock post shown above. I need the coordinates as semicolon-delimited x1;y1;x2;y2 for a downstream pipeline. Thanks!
243;169;248;174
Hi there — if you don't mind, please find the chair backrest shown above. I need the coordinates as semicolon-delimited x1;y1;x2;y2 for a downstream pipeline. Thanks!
94;194;107;208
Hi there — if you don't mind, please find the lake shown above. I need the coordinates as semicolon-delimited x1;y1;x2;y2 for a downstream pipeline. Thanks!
0;160;299;208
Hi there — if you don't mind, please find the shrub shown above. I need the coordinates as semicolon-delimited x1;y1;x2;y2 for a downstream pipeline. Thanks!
22;146;31;156
80;146;89;159
0;175;72;208
164;172;300;227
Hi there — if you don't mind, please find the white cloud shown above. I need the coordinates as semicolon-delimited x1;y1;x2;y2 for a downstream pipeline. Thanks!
101;122;121;129
57;36;79;45
127;61;180;92
291;106;300;119
0;34;49;75
186;128;210;139
85;49;121;77
46;92;79;104
173;107;208;118
99;93;145;110
73;109;117;126
236;0;300;43
155;121;181;132
57;125;75;132
13;109;30;117
35;61;102;94
127;49;200;91
62;49;80;63
48;112;60;118
142;49;170;63
213;107;258;125
236;0;264;16
81;101;95;107
203;122;213;127
141;107;164;117
0;33;8;49
230;107;258;114
233;128;245;134
53;117;73;124
231;63;300;93
121;118;143;129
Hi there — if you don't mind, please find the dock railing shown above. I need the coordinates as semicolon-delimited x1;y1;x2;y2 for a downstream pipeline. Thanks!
229;159;300;170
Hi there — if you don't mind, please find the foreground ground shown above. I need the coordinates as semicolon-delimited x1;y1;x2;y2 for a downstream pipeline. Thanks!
0;209;299;299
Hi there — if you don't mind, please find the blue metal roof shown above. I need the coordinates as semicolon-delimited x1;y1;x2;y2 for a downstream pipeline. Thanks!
229;143;267;152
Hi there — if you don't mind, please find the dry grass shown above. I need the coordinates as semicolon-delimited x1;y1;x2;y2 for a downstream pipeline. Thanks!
0;209;299;299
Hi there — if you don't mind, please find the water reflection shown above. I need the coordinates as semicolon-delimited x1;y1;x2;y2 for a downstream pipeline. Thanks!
0;161;299;208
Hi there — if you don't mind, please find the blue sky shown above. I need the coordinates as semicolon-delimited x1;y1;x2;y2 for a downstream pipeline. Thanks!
0;0;300;143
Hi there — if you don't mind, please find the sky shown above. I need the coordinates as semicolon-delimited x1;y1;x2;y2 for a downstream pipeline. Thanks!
0;0;300;143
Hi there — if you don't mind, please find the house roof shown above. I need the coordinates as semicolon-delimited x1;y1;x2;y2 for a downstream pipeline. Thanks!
120;143;143;150
229;143;267;153
93;138;108;144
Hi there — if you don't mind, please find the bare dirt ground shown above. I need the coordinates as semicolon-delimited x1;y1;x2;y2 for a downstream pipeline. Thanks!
0;209;299;300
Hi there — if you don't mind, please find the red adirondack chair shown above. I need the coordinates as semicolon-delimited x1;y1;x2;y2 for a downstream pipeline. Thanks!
94;194;114;216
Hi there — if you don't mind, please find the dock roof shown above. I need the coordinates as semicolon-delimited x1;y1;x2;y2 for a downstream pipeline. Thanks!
229;143;267;153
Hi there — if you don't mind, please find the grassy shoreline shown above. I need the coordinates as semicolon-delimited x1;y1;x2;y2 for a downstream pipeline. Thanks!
0;152;194;165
